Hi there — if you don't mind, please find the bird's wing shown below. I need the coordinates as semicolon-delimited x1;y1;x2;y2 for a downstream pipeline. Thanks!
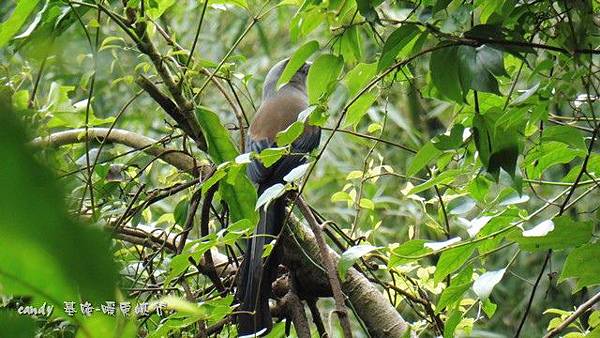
246;93;320;185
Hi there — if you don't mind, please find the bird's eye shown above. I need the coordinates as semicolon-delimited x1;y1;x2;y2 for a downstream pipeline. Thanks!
301;64;310;74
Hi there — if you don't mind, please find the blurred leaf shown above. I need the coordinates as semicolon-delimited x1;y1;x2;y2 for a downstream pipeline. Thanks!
408;169;462;195
560;243;600;291
339;26;362;64
0;104;120;335
174;198;189;226
432;124;465;150
0;310;37;338
448;196;476;215
343;90;377;128
146;0;176;19
0;0;41;48
356;0;382;22
444;310;463;338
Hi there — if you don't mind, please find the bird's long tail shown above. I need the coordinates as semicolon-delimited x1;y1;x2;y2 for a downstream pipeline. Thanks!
237;188;286;337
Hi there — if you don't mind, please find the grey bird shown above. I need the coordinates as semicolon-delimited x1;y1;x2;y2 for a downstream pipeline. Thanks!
236;59;321;336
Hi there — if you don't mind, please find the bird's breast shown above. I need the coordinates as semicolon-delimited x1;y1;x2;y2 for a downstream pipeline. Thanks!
248;92;309;141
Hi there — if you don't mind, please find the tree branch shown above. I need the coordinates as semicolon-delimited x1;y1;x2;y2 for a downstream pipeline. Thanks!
544;291;600;338
282;214;410;338
31;127;199;173
296;196;353;338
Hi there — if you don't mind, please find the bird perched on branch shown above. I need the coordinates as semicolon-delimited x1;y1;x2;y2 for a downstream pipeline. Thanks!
236;59;321;337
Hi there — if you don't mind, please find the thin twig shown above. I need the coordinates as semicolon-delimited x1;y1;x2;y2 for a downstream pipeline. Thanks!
544;291;600;338
296;196;353;338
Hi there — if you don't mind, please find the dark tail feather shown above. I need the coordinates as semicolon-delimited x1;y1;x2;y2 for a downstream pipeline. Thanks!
237;190;286;337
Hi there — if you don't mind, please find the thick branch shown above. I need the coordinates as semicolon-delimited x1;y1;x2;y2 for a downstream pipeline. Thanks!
282;215;409;338
31;128;198;173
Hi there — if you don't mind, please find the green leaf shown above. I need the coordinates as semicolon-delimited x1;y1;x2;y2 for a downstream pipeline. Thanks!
378;25;419;72
356;0;381;22
389;240;432;267
338;245;380;280
560;243;600;291
146;0;176;19
512;216;593;252
437;282;471;313
195;106;239;163
174;198;189;226
209;0;248;10
345;62;377;97
482;298;497;318
432;124;465;150
331;191;352;203
0;310;37;338
276;121;305;147
166;238;216;285
220;169;258;224
430;45;463;103
408;169;462;195
434;243;477;283
276;40;319;89
339;26;362;64
542;125;587;150
307;54;343;104
258;147;288;167
475;45;508;77
0;0;41;48
444;310;463;338
524;142;585;178
464;25;536;59
472;107;525;178
407;141;442;176
457;45;500;95
343;91;378;128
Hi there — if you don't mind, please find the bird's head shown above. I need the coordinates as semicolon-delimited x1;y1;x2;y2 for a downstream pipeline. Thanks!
262;58;311;100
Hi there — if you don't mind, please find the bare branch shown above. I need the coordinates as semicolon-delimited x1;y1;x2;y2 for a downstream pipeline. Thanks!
31;127;199;173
